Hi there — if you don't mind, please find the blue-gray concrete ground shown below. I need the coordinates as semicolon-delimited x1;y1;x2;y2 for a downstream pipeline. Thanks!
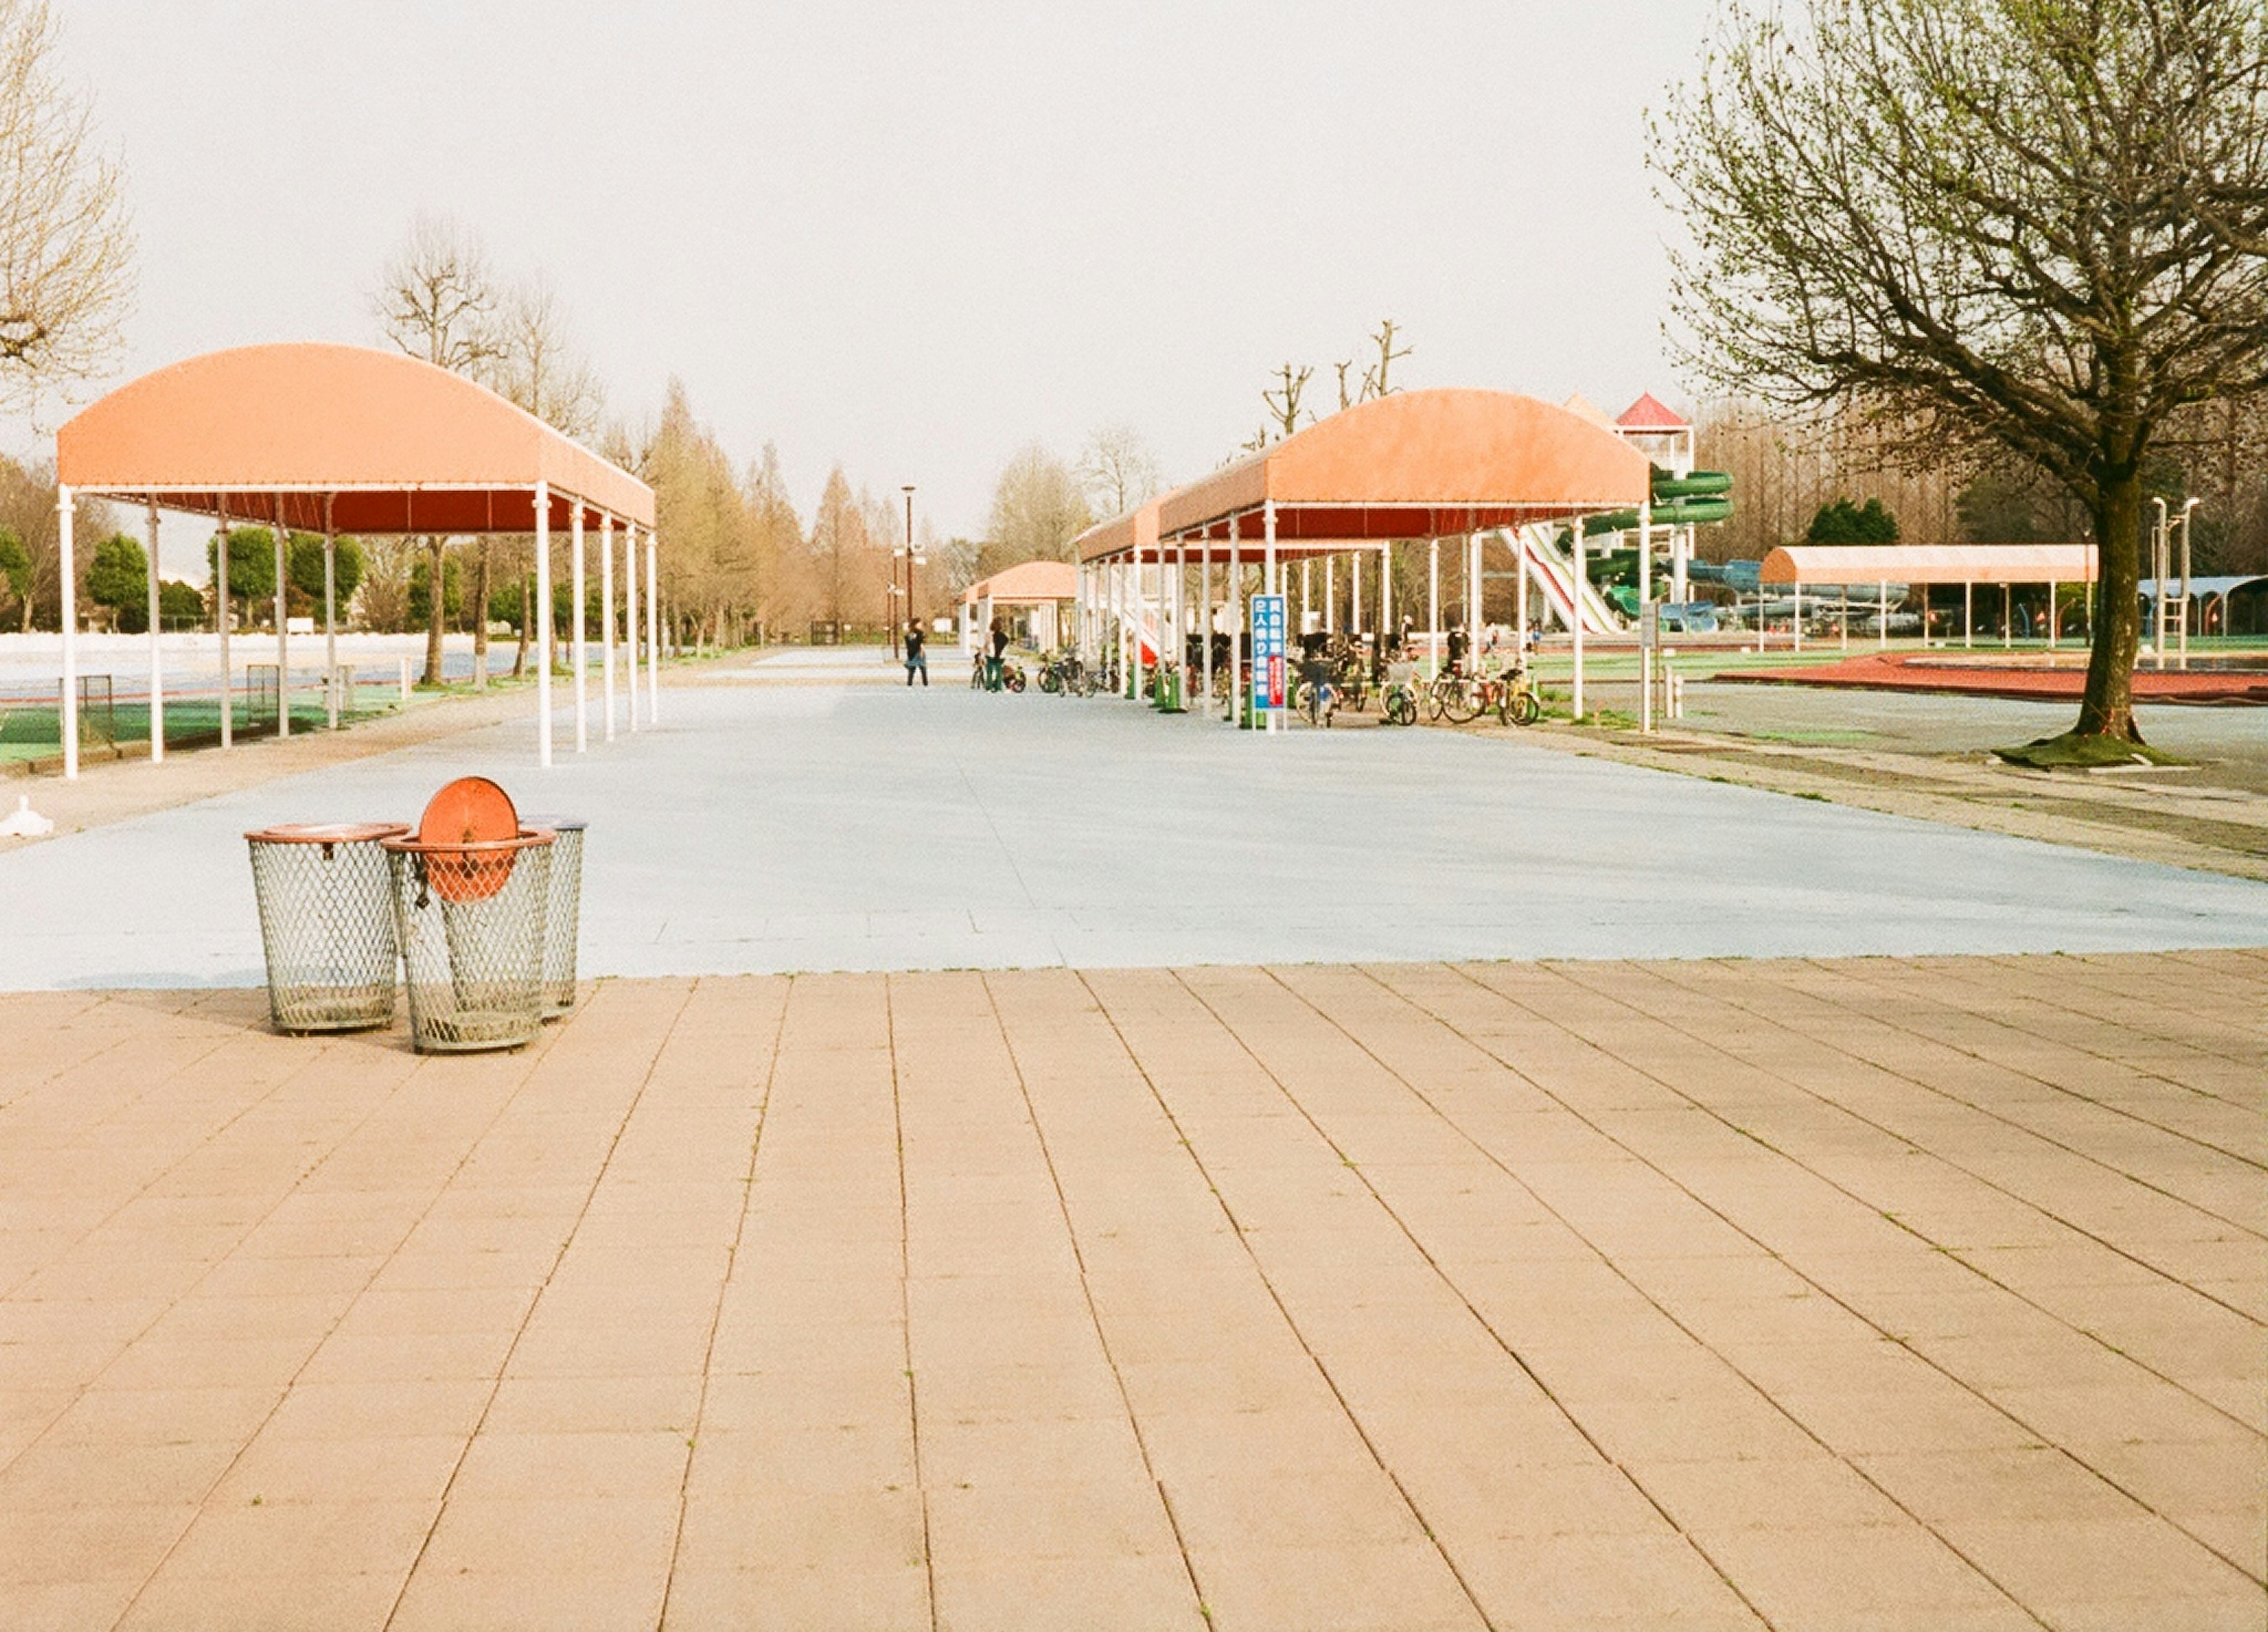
4;672;2267;989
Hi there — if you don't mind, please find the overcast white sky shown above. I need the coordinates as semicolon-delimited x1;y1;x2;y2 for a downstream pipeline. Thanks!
57;0;1715;562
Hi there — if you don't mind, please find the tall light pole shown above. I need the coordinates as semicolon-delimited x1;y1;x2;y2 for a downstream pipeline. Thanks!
2177;497;2199;670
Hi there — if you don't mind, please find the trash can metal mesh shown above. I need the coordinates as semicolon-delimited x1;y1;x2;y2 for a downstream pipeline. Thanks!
521;816;585;1017
245;822;406;1033
383;831;554;1053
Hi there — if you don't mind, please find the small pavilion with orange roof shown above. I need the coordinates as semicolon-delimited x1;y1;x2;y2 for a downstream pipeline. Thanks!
1071;388;1656;727
54;344;658;777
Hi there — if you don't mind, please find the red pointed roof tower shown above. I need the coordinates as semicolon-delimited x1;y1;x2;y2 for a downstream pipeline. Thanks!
1615;392;1689;432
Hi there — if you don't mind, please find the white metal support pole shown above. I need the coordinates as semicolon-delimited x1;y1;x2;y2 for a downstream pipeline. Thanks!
1570;524;1583;721
1300;557;1310;633
1878;580;1888;650
1133;550;1147;700
58;485;76;779
146;499;164;762
272;501;289;739
2048;579;2058;649
1351;547;1362;638
1469;533;1488;666
601;515;617;741
1175;538;1187;687
1324;554;1335;635
1201;541;1213;707
2178;501;2197;670
646;530;660;724
625;523;641;731
323;495;338;730
217;500;232;750
1263;501;1278;733
1233;517;1252;725
1964;581;1973;648
535;482;553;768
1514;528;1529;654
2151;504;2167;668
1380;542;1392;654
1637;501;1652;731
1427;537;1440;682
572;504;587;752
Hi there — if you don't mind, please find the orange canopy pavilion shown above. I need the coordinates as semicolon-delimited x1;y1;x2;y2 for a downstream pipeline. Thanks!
54;344;659;776
1073;389;1651;725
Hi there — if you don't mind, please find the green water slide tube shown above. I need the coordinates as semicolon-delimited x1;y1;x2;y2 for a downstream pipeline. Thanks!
1582;468;1735;535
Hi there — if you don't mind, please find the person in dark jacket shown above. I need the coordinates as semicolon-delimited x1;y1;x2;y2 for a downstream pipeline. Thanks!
987;618;1009;690
905;622;927;686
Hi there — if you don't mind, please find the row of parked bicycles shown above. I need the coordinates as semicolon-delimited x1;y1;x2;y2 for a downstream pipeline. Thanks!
1012;631;1546;729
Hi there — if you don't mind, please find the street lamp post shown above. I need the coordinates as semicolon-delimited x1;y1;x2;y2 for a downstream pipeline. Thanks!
893;480;911;639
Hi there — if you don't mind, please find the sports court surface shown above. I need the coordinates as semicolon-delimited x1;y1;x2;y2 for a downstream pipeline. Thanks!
0;665;2262;1630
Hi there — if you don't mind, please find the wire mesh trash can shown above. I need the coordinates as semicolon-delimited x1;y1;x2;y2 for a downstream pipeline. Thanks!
520;815;585;1018
382;830;555;1053
245;822;408;1033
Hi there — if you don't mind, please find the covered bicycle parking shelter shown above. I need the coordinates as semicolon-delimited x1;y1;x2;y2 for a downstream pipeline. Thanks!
1759;543;2098;652
1074;389;1653;728
53;343;659;778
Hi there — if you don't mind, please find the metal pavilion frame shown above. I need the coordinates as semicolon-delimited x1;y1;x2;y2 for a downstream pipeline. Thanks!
1074;393;1653;732
53;346;662;779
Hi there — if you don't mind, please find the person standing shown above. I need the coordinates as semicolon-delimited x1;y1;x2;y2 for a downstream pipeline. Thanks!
904;622;928;687
987;617;1009;691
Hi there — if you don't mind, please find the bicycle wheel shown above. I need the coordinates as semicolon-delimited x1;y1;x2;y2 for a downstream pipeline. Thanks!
1006;667;1027;693
1442;681;1479;725
1388;689;1416;727
1511;691;1541;726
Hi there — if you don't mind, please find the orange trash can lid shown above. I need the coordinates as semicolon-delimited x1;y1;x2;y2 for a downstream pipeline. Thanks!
416;777;519;847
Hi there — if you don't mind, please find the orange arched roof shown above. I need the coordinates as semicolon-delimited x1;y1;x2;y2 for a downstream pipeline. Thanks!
1128;389;1647;559
1761;544;2098;585
1073;498;1160;565
56;344;654;533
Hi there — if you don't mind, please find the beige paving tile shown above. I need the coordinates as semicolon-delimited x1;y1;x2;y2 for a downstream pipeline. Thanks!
1183;1538;1486;1631
0;954;2259;1632
660;1562;930;1631
931;1551;1202;1632
113;1567;402;1632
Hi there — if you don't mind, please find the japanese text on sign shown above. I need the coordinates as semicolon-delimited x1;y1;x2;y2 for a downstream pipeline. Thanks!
1251;595;1286;709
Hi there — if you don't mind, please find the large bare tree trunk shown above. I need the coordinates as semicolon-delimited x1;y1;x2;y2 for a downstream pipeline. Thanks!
2077;471;2143;742
422;536;445;687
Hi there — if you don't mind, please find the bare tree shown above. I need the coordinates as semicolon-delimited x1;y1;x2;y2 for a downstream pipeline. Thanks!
982;443;1093;575
0;1;132;416
1662;0;2268;755
490;274;604;439
374;213;500;684
1263;364;1314;440
471;275;607;686
1077;422;1164;518
1360;319;1411;400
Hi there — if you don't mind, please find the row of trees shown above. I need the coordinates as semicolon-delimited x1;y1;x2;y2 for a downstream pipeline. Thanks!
1692;396;2268;570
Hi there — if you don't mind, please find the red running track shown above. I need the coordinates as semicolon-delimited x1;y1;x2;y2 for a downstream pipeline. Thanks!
1715;651;2268;703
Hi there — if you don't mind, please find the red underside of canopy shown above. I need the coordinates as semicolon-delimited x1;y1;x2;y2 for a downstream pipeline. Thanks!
140;488;609;536
1105;503;1590;557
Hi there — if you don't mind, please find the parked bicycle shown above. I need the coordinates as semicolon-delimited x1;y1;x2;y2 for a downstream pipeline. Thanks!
1493;664;1541;726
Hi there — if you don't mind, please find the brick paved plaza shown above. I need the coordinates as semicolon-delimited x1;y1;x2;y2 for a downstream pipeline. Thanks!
2;948;2260;1630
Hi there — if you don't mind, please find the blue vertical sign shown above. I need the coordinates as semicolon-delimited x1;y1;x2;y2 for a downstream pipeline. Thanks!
1251;594;1286;710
